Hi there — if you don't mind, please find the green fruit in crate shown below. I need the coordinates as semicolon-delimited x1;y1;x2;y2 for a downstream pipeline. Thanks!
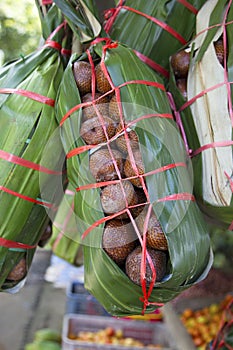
34;328;61;343
25;341;61;350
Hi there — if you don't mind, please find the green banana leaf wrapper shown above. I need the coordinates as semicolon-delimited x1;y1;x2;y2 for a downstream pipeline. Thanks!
169;0;233;230
0;2;69;292
56;38;212;316
103;0;207;80
47;182;83;266
53;0;102;43
53;0;207;80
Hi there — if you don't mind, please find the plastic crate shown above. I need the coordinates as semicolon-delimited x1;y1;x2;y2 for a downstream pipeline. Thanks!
62;314;175;350
65;281;109;316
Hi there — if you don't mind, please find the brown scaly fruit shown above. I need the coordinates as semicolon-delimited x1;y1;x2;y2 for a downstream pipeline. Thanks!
100;180;138;219
82;92;109;121
131;188;147;218
102;219;138;266
109;94;121;123
90;148;124;182
116;124;139;154
170;50;190;79
136;209;168;251
214;36;226;66
125;246;167;286
124;149;145;188
95;62;112;93
73;61;92;95
80;116;116;145
6;257;27;281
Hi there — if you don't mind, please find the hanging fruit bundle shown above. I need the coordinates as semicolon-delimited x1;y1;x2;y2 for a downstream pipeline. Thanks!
169;0;233;230
55;35;212;316
47;183;83;266
103;0;207;80
0;1;70;292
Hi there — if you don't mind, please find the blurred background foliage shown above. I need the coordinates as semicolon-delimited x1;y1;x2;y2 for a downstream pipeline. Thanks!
208;225;233;272
0;0;114;65
0;0;41;65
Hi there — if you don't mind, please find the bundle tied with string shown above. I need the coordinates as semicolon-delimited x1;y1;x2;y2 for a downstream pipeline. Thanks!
56;37;212;316
169;0;233;230
0;1;71;292
103;0;207;80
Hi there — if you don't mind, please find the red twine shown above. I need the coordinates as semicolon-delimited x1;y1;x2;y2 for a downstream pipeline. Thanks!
103;1;193;77
134;50;169;79
177;0;198;14
61;38;195;314
0;186;56;209
42;0;53;4
104;1;187;45
43;39;62;52
43;21;71;58
0;237;37;250
0;88;55;106
0;79;60;204
0;85;61;207
0;150;62;175
169;1;233;231
173;4;233;156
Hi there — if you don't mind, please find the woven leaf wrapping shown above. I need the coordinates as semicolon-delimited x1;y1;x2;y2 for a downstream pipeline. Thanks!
56;39;212;316
169;0;233;229
0;3;68;292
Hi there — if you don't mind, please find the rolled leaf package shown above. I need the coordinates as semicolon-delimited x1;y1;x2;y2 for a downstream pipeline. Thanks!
169;0;233;229
56;38;212;316
0;1;70;292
